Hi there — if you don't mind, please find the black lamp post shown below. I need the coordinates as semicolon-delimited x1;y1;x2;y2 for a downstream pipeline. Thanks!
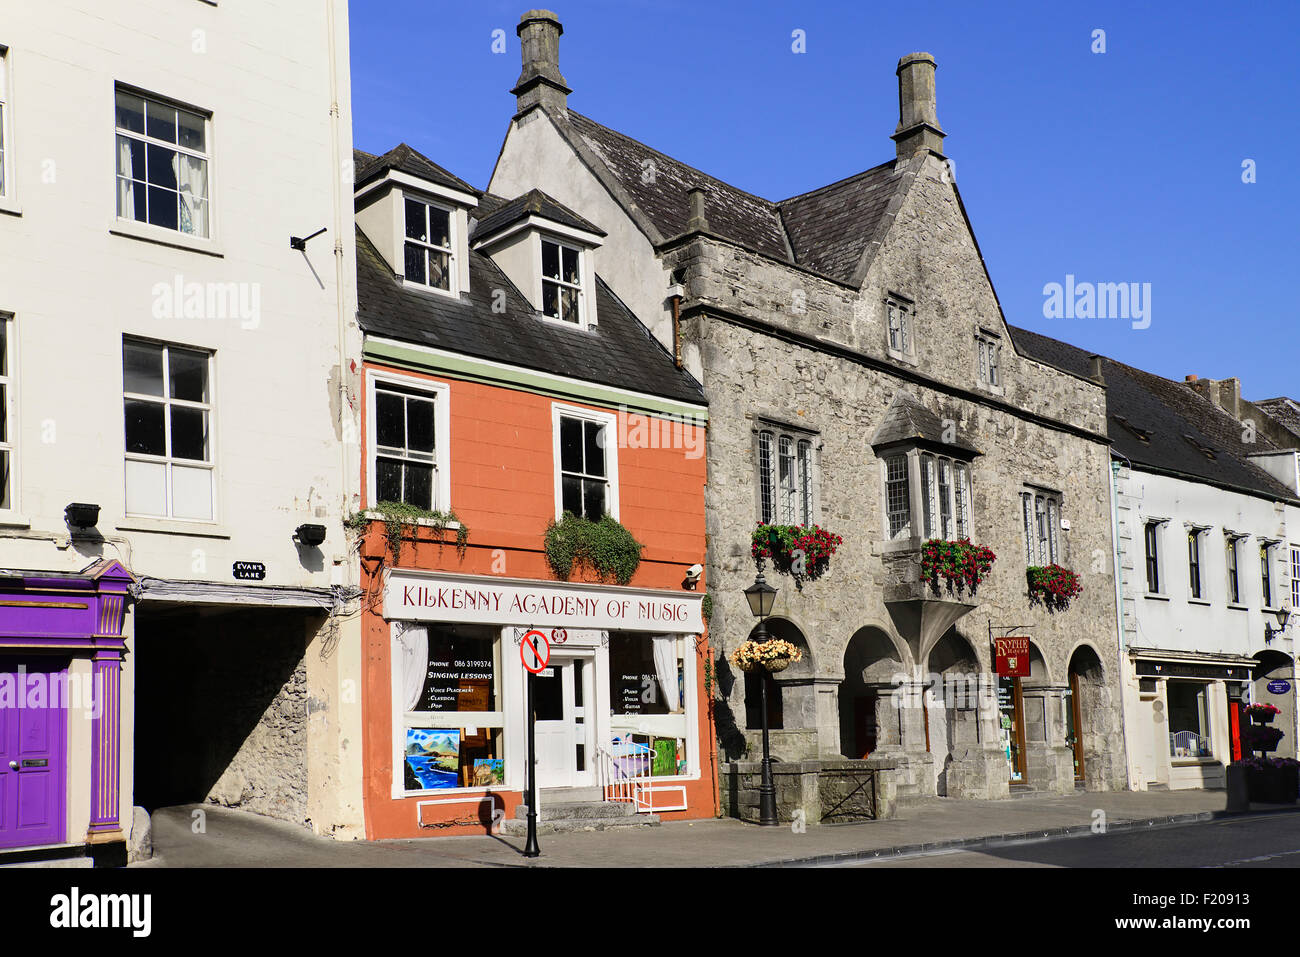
744;571;779;826
1265;606;1292;642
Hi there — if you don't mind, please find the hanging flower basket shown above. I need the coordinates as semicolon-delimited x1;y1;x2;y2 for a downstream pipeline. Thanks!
920;538;996;597
1026;564;1083;611
729;638;803;674
750;523;843;591
1246;703;1281;724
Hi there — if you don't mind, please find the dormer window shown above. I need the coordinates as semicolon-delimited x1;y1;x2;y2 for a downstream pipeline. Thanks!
541;238;582;324
404;196;455;293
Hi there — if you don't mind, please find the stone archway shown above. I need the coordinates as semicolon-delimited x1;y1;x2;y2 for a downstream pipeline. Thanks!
1067;643;1112;790
1252;650;1296;758
741;618;816;760
837;626;906;760
923;628;1006;797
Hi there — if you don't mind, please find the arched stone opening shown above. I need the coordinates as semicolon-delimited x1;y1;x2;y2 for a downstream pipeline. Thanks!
1067;643;1111;790
924;628;983;796
741;618;816;759
1252;650;1296;758
837;626;905;760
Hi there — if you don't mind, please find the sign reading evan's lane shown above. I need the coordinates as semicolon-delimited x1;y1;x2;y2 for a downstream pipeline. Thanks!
233;561;266;581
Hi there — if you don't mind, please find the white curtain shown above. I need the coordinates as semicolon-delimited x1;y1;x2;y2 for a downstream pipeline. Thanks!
394;623;428;713
117;137;135;218
652;636;678;713
177;154;208;237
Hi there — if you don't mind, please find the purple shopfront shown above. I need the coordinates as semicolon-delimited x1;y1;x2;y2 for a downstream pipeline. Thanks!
0;559;132;860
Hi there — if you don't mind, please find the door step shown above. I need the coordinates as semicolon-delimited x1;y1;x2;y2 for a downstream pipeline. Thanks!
504;800;660;834
540;786;603;803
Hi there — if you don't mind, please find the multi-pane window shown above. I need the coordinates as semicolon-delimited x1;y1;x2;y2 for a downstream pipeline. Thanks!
922;454;972;540
0;49;9;198
1291;546;1300;609
977;332;1001;387
559;415;608;521
757;427;814;526
403;197;453;291
1225;535;1241;604
123;339;213;520
886;299;912;355
0;316;12;509
1022;491;1062;565
885;454;910;539
1144;521;1161;593
1261;542;1273;607
1188;528;1203;599
374;384;437;508
541;238;582;324
115;89;209;237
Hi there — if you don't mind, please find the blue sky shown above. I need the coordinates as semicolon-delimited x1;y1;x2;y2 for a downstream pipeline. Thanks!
351;0;1298;400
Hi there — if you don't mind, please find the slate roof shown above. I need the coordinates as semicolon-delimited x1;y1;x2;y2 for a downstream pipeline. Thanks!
1256;397;1300;443
562;111;912;286
1009;326;1298;503
870;391;982;456
355;227;704;407
354;143;476;195
471;188;606;245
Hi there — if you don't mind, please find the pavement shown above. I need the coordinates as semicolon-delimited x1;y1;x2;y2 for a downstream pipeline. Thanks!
133;788;1300;868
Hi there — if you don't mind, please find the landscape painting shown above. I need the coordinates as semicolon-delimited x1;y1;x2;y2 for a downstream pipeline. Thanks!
405;729;460;789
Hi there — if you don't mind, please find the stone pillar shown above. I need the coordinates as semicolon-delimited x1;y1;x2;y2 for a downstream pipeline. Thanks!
812;678;844;757
892;52;946;158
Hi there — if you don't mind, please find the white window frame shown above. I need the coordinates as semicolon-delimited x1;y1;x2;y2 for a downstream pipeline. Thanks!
1225;533;1244;606
1260;540;1276;608
122;338;216;521
401;194;458;297
976;330;1002;391
757;423;816;526
1187;525;1206;600
552;403;618;521
1023;489;1064;566
0;312;16;517
920;453;974;541
0;46;12;203
884;453;911;540
365;369;451;511
1290;544;1300;610
885;296;914;360
539;236;586;328
114;85;212;239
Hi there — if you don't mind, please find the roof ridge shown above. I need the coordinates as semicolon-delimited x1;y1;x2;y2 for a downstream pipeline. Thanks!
776;159;899;206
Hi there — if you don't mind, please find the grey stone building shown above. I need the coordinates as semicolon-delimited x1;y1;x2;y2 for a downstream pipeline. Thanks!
489;10;1128;814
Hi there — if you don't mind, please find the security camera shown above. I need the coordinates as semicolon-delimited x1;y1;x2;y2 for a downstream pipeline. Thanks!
683;564;703;589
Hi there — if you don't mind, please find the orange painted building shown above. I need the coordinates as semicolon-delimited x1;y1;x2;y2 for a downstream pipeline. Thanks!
351;144;712;838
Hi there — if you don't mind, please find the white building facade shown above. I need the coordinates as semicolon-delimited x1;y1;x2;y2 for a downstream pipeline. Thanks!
0;0;364;863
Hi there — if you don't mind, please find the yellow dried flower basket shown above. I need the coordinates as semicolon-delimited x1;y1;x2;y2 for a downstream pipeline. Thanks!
729;638;803;674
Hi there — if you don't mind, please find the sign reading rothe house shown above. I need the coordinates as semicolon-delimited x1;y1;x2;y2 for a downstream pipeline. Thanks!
995;637;1031;678
384;571;705;633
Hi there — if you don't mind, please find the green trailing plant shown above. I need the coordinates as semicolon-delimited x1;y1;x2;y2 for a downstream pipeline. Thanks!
701;592;713;623
346;501;469;563
544;511;644;585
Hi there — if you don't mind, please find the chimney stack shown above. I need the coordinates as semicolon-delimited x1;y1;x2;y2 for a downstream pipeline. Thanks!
1088;355;1105;384
686;188;710;233
512;10;569;116
1218;378;1242;419
892;52;945;159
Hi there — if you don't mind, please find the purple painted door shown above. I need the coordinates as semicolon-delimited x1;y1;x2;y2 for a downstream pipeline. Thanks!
0;659;67;848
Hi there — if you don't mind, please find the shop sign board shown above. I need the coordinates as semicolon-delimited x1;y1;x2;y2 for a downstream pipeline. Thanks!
386;572;703;632
995;637;1030;677
1268;680;1292;694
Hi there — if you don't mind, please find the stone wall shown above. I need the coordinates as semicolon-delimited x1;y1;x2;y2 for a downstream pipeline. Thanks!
722;758;898;825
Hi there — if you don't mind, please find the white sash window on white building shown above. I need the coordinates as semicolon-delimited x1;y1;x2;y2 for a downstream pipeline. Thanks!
0;47;9;198
115;88;209;237
123;339;213;520
0;315;12;511
1188;527;1204;599
1225;534;1242;605
1292;546;1300;608
1261;542;1274;607
403;196;454;292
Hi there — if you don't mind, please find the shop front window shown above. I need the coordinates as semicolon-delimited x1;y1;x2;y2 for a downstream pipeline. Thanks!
607;632;689;777
394;623;504;791
1167;681;1212;758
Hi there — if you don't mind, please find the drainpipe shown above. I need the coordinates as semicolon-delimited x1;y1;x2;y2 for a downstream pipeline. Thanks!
326;0;351;518
1109;458;1133;790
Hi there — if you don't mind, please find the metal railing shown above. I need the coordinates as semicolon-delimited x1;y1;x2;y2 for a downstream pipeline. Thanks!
1169;730;1211;758
597;738;654;813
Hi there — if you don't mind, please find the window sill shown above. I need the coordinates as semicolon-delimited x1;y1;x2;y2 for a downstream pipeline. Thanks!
886;349;919;368
0;511;32;529
400;278;461;301
874;536;919;555
1170;757;1219;767
361;510;461;530
110;220;224;258
1143;593;1170;602
1187;598;1212;607
116;518;231;539
0;200;22;218
1226;603;1249;612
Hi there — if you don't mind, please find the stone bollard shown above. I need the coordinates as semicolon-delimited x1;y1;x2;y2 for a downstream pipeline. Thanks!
1225;763;1249;812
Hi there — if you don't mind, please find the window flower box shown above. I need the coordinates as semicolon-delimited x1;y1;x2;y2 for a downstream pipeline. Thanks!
920;538;996;597
750;523;842;591
1026;564;1083;611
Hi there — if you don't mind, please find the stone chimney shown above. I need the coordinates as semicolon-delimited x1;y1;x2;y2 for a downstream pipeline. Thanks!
1088;355;1105;384
1183;375;1242;418
686;188;710;233
893;52;945;159
512;10;570;116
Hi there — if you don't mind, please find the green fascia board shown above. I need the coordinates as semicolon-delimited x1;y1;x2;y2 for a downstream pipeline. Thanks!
363;339;709;422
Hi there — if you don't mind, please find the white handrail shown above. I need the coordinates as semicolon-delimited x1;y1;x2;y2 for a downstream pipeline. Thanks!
598;738;654;812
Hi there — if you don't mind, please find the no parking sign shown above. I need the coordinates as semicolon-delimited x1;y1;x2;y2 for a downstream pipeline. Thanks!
519;629;551;674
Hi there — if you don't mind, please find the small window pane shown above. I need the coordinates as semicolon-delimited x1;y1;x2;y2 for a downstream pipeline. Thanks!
170;407;207;461
561;474;583;515
559;287;579;323
404;462;434;508
147;185;178;230
403;242;426;284
116;135;146;180
542;282;559;318
124;400;166;455
115;91;145;134
146;143;178;190
582;478;606;520
426;248;450;291
177;108;206;151
376;458;404;502
375;391;406;449
171;464;213;520
125;459;167;515
428;206;451;248
562;246;579;284
405;198;427;241
560;417;583;473
542;241;560;279
583;421;605;478
168;349;208;402
124;342;165;396
406;397;436;454
145;100;177;143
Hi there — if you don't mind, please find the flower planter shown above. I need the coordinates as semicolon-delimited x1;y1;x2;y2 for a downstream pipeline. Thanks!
750;523;842;591
729;638;803;674
765;658;792;673
920;538;996;597
1026;564;1083;611
1244;763;1299;804
1255;714;1276;725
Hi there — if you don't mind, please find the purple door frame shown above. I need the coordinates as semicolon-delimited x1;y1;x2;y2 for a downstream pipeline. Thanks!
0;559;132;850
0;658;69;848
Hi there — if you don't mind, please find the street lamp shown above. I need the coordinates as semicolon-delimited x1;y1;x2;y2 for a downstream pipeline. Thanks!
1265;605;1292;643
744;571;780;826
